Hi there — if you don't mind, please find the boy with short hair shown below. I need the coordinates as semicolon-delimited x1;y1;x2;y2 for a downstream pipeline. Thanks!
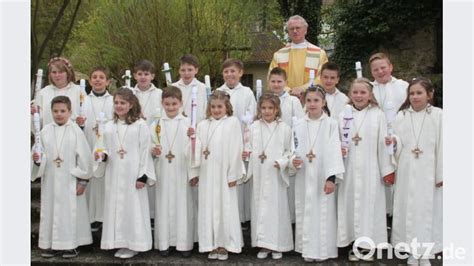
151;86;198;257
320;62;349;118
268;67;304;127
369;53;408;111
172;54;208;122
132;59;163;124
216;58;256;224
32;96;93;258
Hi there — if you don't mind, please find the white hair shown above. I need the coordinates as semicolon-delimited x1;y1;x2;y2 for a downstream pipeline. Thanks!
286;15;308;29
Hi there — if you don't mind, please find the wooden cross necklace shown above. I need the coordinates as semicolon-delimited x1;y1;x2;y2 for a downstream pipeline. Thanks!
52;124;68;167
163;119;181;163
306;117;323;163
258;120;279;164
352;106;369;146
203;118;225;160
116;121;129;159
409;106;428;159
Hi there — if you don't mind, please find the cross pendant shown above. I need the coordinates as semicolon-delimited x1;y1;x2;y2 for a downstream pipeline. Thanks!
117;148;127;159
93;124;99;137
165;150;175;163
53;156;63;167
352;133;362;146
203;147;210;160
412;147;423;158
306;150;316;163
258;152;267;164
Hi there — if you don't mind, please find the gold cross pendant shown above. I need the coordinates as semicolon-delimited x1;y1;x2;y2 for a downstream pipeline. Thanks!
259;152;267;164
306;150;316;163
53;156;63;167
352;133;362;146
117;148;127;159
203;147;210;160
412;147;423;158
165;150;175;163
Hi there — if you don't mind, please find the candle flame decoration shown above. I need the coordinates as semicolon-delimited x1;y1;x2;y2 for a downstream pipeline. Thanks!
153;107;162;145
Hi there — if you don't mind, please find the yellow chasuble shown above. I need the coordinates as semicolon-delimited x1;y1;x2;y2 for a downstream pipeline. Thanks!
269;41;328;91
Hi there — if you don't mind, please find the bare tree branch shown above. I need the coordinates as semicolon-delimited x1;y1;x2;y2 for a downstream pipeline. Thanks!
57;0;81;57
35;0;70;68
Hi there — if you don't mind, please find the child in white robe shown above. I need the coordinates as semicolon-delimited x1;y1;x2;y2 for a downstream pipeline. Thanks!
172;54;208;122
192;90;244;260
32;96;93;258
242;93;293;260
132;59;163;221
217;58;256;225
369;52;409;217
94;88;156;259
171;54;208;243
31;57;86;128
151;86;197;257
78;66;114;231
291;85;345;262
267;67;304;224
388;78;442;265
337;78;395;262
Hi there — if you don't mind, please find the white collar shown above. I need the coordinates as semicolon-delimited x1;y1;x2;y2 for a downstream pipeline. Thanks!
53;82;74;90
408;104;432;113
304;112;327;121
210;115;228;121
373;76;397;86
162;112;185;120
53;119;72;127
134;83;156;93
325;88;340;96
290;40;308;49
279;91;290;99
177;78;198;87
223;82;242;91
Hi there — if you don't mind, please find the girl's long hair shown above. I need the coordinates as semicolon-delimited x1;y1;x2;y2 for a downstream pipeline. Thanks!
347;77;379;108
113;87;141;124
304;85;331;116
205;90;233;119
256;92;282;120
399;77;435;112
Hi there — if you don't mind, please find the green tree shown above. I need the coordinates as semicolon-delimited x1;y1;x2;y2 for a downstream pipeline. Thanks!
66;0;283;87
31;0;91;81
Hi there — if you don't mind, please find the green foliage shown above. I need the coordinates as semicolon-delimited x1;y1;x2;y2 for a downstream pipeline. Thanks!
31;0;92;78
326;0;441;81
65;0;283;87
